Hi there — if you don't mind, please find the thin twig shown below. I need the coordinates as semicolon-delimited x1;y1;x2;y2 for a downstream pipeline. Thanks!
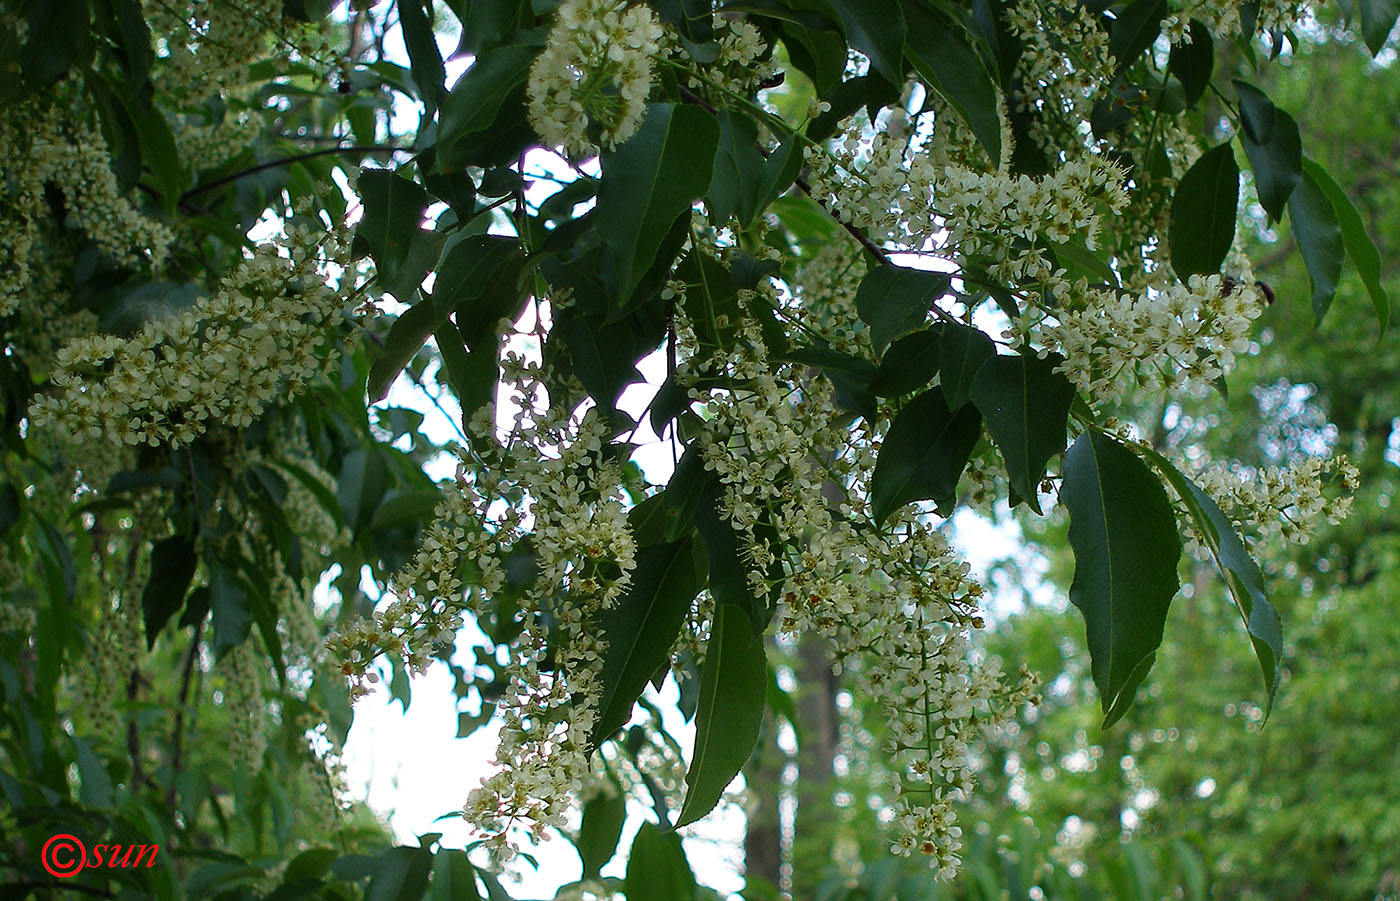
181;145;404;200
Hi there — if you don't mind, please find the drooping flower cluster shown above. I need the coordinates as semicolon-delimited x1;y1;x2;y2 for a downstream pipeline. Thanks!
526;0;666;157
1194;455;1360;546
1040;272;1266;398
29;224;354;451
0;95;173;314
147;0;286;101
1005;0;1115;157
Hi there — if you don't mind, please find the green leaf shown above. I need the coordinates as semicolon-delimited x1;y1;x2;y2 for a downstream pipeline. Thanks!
1169;143;1239;278
399;0;446;117
1287;169;1344;324
338;449;391;536
596;103;719;299
1060;431;1182;726
434;322;498;425
22;0;91;92
1048;237;1119;287
592;536;703;745
783;346;879;419
1234;81;1301;223
969;351;1076;515
437;44;536;155
1108;0;1168;74
355;168;436;300
855;265;951;352
1358;0;1400;54
365;845;434;901
1302;158;1389;332
142;536;197;647
556;311;643;413
870;327;941;397
445;0;526;56
902;2;1003;163
366;234;523;403
676;604;767;827
1137;446;1283;715
708;110;765;225
751;131;806;223
660;446;708;543
1167;20;1213;106
870;388;982;524
576;783;627;879
938;322;996;410
429;850;479;901
208;557;252;659
830;0;907;84
624;823;698;901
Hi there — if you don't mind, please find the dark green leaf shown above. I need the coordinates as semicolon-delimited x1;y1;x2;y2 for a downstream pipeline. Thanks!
73;736;114;807
435;322;498;425
596;104;719;298
783;346;879;419
871;327;941;397
208;557;252;659
624;823;697;901
556;312;643;412
903;2;1002;163
365;845;433;901
437;44;536;154
576;783;627;878
399;0;446;117
1169;143;1239;278
1167;20;1213;106
830;0;907;83
1302;158;1389;332
1286;169;1344;324
1060;431;1182;726
751;131;806;223
695;478;777;633
445;0;526;56
806;74;901;142
1138;446;1283;715
22;0;91;91
1108;0;1168;74
676;604;767;827
660;446;708;543
855;265;951;352
938;322;996;410
969;351;1076;515
143;536;197;647
592;536;702;745
1234;82;1301;223
366;234;522;402
1358;0;1400;54
870;388;982;523
338;449;391;536
708;110;765;225
355;168;435;299
0;481;18;536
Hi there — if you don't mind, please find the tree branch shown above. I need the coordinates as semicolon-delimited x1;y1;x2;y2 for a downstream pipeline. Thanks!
181;145;405;200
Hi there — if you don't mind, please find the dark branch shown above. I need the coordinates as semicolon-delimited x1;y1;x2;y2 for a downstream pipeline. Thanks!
181;145;404;200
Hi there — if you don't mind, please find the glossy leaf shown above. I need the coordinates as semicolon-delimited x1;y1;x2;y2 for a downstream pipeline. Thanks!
591;536;702;745
1287;169;1344;324
969;351;1076;515
576;783;627;879
938;322;996;410
430;850;481;901
708;110;765;225
1169;143;1239;278
676;604;766;827
1138;446;1284;715
695;478;777;633
855;265;951;352
436;44;536;154
398;0;446;116
1234;81;1301;223
1167;20;1213;106
208;557;252;660
1358;0;1400;54
660;445;708;543
365;845;433;901
1302;158;1389;332
142;536;197;647
338;448;391;536
871;327;941;397
596;103;719;298
870;388;982;523
829;0;907;84
1061;431;1182;727
1108;0;1168;74
22;0;91;91
903;1;1002;163
624;823;698;901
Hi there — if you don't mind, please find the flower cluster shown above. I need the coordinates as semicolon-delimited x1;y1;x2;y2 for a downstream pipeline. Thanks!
526;0;665;157
1040;272;1266;398
148;0;286;101
220;641;270;772
29;224;353;451
1005;0;1115;158
1194;455;1360;546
